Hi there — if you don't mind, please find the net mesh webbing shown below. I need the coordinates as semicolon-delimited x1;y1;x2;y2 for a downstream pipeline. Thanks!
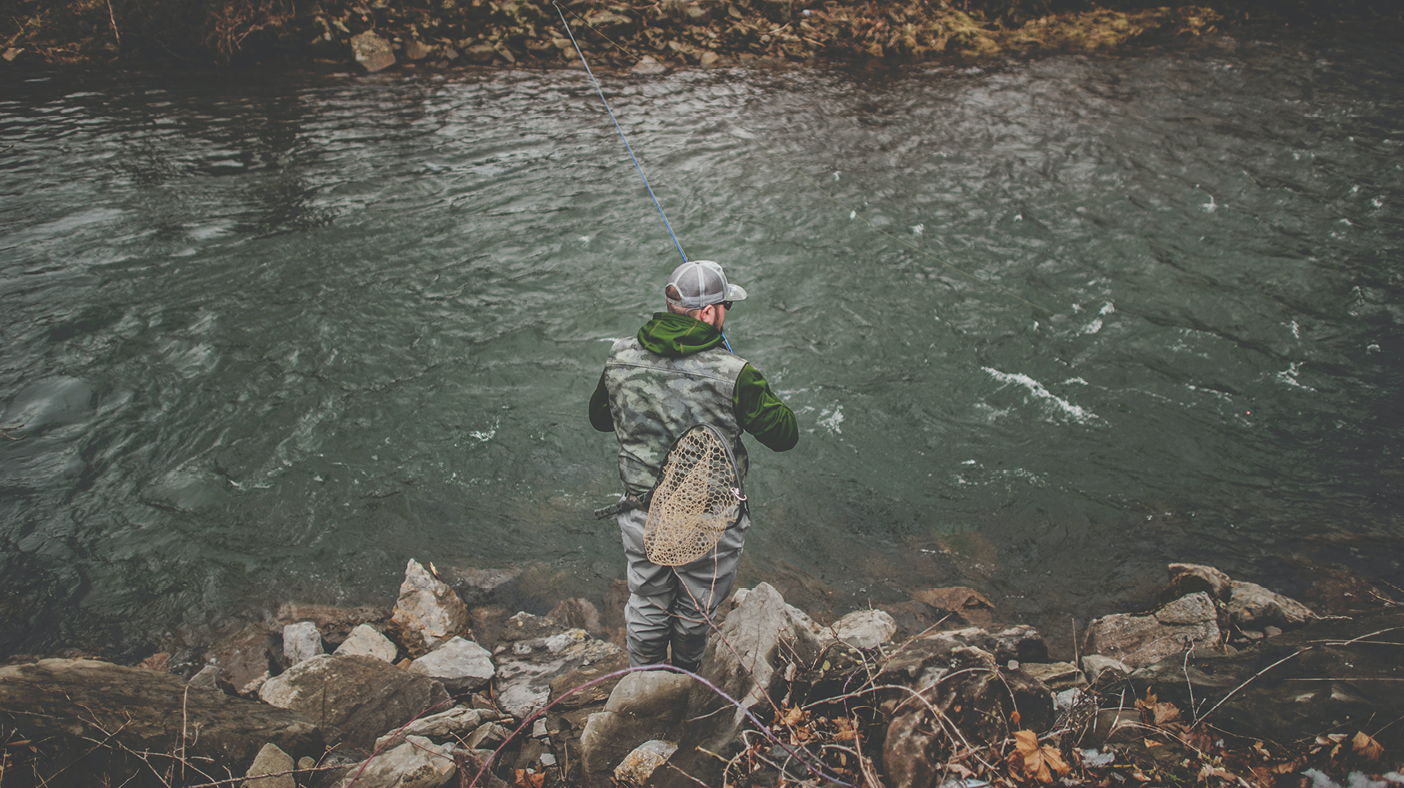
643;425;742;566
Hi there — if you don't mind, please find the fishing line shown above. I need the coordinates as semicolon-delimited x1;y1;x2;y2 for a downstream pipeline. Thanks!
556;3;737;352
555;2;687;266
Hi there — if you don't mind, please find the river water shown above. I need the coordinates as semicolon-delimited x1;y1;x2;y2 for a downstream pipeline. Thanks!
2;28;1402;661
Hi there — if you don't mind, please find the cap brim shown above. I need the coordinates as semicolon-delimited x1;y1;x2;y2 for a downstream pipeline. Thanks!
726;284;747;302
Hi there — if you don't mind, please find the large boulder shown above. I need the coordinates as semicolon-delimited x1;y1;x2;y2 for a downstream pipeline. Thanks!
493;613;623;720
877;640;1053;788
206;622;280;696
391;559;472;656
579;670;692;787
258;654;449;749
407;636;495;694
0;659;322;785
1227;581;1316;629
660;583;824;787
1082;591;1225;669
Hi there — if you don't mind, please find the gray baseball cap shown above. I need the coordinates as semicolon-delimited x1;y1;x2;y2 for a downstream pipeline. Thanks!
664;260;748;309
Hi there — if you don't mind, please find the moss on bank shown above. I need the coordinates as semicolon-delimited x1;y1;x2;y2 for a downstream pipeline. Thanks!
1;0;1400;72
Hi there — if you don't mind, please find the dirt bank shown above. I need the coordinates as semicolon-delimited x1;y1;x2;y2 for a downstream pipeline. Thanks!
2;0;1400;72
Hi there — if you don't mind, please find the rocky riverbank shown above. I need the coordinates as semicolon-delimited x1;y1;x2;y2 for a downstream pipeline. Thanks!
2;557;1401;788
2;0;1401;73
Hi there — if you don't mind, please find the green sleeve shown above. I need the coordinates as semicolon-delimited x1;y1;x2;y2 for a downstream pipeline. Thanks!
589;370;614;432
734;364;798;452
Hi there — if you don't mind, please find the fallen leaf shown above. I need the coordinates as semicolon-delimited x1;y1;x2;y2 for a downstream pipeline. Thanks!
1042;745;1070;778
1011;710;1021;726
780;706;804;726
1352;731;1384;762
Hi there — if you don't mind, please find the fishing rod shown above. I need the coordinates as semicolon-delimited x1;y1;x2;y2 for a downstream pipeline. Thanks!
554;3;736;353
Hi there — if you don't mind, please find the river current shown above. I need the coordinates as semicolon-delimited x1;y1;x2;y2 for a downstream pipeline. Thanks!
2;28;1401;661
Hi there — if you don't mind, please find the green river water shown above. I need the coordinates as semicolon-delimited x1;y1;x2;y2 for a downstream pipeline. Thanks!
1;27;1401;661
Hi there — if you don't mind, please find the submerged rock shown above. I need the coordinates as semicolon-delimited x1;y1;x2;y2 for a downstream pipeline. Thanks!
494;613;623;720
1162;562;1233;603
1083;591;1225;668
1228;580;1316;629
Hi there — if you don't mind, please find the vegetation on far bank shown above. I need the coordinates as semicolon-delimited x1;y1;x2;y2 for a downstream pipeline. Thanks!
1;0;1401;72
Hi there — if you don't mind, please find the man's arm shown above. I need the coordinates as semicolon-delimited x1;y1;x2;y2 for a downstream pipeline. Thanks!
589;370;614;432
734;364;798;451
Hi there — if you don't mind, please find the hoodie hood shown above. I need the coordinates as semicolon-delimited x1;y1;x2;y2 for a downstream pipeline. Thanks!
638;312;724;358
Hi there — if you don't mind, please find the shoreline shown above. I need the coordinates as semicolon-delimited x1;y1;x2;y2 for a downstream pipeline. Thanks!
3;0;1401;75
1;558;1401;787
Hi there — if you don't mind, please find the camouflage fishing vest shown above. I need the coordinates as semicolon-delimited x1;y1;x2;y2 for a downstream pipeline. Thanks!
602;337;750;497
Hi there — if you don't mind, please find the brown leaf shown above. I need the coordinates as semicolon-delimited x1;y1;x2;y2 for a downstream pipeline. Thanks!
1013;730;1054;784
1352;731;1384;762
1011;710;1021;726
780;706;804;726
1042;746;1070;778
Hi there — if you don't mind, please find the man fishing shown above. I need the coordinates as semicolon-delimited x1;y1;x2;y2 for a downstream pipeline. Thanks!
589;259;798;671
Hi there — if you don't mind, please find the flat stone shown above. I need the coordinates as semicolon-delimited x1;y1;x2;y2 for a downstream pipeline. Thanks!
189;664;224;691
258;654;449;749
614;740;677;787
493;613;623;720
464;722;512;750
1021;661;1083;690
283;622;325;666
334;735;455;788
374;706;500;751
351;31;396;73
1081;654;1131;683
0;659;321;786
1082;592;1225;669
832;608;897;649
334;623;398;663
408;636;495;694
243;742;295;788
390;559;472;655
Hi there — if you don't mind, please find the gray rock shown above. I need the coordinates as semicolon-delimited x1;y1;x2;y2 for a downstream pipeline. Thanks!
832;608;897;649
408;636;494;693
391;559;472;655
243;742;295;788
614;740;677;787
334;623;398;663
351;31;396;73
1264;625;1284;638
258;654;450;749
374;706;499;751
662;583;824;787
335;735;456;788
1082;592;1225;669
580;671;692;786
1163;563;1233;603
0;659;321;786
881;625;1047;673
403;39;433;61
464;722;512;750
1080;654;1131;683
463;44;498;64
1228;581;1315;629
494;613;623;720
284;622;325;666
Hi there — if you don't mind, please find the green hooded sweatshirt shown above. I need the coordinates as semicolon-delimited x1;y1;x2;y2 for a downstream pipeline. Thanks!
589;312;798;452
